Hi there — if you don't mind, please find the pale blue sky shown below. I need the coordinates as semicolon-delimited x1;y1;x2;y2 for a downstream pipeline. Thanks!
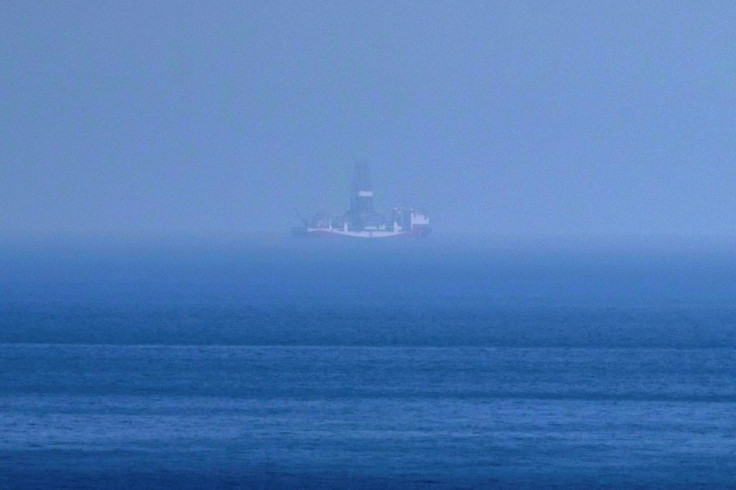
2;1;735;236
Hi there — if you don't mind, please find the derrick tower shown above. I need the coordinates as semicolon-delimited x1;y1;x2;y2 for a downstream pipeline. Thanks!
349;163;374;215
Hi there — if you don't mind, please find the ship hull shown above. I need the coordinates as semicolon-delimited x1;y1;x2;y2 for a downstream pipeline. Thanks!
301;227;430;238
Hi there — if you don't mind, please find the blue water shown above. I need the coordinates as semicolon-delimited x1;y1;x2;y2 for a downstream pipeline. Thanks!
1;237;736;487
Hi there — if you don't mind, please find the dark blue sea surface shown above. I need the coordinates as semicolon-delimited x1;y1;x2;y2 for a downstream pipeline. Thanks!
1;237;736;487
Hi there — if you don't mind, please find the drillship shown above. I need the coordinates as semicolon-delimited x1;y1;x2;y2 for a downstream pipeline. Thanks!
292;164;431;238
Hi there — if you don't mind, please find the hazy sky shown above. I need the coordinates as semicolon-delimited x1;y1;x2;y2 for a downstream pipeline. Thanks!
2;1;735;236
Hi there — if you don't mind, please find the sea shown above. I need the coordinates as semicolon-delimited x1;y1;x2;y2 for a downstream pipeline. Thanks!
1;235;735;488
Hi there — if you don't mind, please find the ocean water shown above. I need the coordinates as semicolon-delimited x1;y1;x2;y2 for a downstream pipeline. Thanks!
1;237;736;488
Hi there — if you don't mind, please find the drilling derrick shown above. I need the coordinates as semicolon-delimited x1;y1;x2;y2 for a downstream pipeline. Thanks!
349;163;374;215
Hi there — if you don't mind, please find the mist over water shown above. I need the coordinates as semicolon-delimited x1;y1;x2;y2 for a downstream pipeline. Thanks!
4;3;736;238
2;235;736;347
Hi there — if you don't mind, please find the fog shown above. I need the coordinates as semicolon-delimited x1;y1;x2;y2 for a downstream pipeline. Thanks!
2;2;735;238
